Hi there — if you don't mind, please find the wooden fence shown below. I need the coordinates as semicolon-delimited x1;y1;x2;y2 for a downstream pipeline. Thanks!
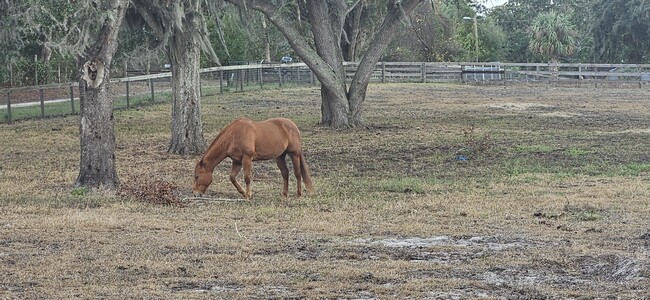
2;62;650;123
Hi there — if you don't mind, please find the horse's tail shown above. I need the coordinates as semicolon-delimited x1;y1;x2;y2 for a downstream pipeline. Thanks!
300;152;314;193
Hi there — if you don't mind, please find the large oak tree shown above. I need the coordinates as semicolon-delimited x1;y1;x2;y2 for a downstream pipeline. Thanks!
5;0;129;188
226;0;427;128
130;0;220;155
75;0;129;188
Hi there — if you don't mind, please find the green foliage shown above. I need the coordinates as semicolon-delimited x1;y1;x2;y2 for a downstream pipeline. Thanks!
386;2;466;62
208;13;264;65
490;0;551;62
528;10;577;63
592;0;650;63
384;0;507;62
490;0;592;63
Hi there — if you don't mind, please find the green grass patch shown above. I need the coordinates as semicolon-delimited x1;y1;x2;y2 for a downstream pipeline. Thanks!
377;177;428;194
564;203;605;222
0;100;80;122
566;147;593;157
1;92;172;123
515;144;555;153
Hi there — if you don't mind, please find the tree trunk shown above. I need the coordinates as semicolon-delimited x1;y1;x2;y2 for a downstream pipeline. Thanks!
226;0;426;129
75;0;128;188
343;1;364;62
307;1;352;128
261;16;271;62
167;12;206;155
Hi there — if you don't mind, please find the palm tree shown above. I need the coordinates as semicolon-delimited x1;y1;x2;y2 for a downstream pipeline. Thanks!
528;11;577;66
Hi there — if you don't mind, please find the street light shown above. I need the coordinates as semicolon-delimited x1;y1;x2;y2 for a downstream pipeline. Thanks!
463;16;479;62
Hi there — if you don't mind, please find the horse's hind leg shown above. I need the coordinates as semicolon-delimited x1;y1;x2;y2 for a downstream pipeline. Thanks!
275;154;290;197
289;153;303;197
230;160;247;198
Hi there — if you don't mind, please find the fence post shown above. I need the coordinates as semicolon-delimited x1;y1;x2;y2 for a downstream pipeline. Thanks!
124;61;129;108
219;70;224;93
578;63;582;81
278;66;283;88
259;65;264;89
40;88;45;117
125;80;130;108
6;91;11;123
70;85;75;114
381;62;386;83
150;80;155;102
421;62;426;83
240;69;244;91
34;55;38;85
297;66;301;84
310;69;314;86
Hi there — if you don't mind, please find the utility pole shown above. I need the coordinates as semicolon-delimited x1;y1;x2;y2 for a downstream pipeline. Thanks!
473;15;479;62
463;15;479;62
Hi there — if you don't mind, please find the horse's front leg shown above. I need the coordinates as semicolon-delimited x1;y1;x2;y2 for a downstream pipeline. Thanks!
275;155;290;197
230;160;247;198
242;156;254;199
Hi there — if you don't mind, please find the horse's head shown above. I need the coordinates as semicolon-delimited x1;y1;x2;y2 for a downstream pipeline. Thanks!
192;159;212;196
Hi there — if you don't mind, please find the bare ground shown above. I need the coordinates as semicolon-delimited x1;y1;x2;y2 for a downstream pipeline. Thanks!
1;83;649;299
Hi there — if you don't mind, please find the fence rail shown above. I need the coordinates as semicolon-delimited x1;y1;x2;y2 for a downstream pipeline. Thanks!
2;62;650;123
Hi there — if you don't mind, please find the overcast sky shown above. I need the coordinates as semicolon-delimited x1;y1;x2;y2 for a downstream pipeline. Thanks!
482;0;508;8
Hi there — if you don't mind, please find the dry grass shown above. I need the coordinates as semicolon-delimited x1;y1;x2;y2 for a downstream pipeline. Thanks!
1;83;649;299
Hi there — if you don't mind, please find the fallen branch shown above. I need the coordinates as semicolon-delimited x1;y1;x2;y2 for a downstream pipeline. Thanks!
181;196;245;202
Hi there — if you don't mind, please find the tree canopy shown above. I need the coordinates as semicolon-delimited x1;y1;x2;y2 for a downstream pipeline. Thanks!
592;0;650;63
4;0;650;85
528;10;577;63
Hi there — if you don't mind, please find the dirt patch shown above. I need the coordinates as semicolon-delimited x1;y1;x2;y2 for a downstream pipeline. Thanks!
351;236;529;252
539;111;584;118
488;103;555;110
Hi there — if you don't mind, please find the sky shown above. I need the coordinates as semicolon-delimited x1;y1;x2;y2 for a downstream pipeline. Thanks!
482;0;508;8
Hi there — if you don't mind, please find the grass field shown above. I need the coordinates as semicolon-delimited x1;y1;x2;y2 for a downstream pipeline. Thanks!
1;83;649;299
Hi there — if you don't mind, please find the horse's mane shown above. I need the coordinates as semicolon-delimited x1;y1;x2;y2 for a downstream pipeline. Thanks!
201;118;247;161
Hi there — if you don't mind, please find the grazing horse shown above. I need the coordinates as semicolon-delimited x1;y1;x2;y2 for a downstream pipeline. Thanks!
192;117;314;199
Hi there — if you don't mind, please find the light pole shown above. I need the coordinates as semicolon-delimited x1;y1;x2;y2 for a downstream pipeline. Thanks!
463;16;479;62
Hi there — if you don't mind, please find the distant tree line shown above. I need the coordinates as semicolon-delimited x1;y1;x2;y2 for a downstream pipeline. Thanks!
2;0;649;87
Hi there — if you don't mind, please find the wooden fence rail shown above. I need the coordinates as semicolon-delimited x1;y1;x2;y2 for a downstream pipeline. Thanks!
2;62;650;123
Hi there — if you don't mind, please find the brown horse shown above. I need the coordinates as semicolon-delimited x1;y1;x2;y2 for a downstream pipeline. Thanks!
192;117;314;199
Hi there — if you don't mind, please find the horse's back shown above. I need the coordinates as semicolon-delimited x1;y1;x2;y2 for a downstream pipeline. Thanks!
264;118;300;132
226;118;301;159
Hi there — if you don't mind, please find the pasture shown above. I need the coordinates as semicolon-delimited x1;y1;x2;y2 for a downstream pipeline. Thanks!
1;83;649;299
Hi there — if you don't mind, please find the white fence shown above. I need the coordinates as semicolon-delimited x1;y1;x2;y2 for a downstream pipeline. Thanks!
2;62;650;123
